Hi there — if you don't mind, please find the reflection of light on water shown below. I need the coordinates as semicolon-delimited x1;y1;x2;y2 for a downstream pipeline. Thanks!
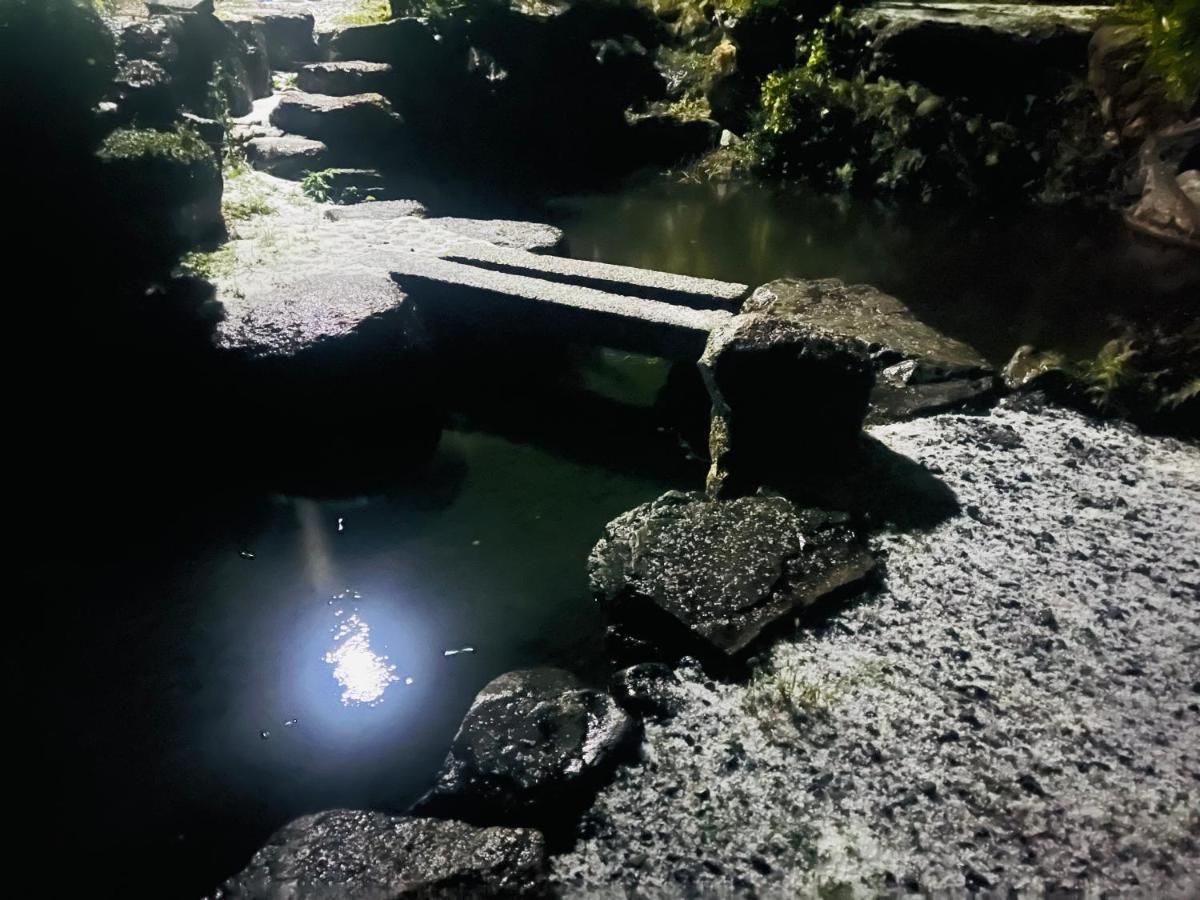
324;614;398;706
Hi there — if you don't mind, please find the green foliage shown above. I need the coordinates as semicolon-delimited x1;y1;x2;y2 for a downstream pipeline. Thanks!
180;245;236;280
300;169;336;202
222;192;272;223
99;126;217;167
338;0;393;26
1079;338;1139;410
1119;0;1200;107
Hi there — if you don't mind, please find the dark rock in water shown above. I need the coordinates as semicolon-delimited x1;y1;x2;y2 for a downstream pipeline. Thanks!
324;199;428;221
589;491;876;663
215;809;547;898
297;61;395;98
699;303;875;498
243;135;329;179
431;218;565;254
416;668;638;827
740;278;997;429
611;663;685;719
269;91;404;150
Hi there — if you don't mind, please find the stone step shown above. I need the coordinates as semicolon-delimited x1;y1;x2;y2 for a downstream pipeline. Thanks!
243;134;328;179
296;60;395;97
268;90;404;148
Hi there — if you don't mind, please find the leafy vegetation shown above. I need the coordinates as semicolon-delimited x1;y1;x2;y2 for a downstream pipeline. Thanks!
743;658;889;727
339;0;394;26
99;126;218;167
300;169;336;202
1118;0;1200;108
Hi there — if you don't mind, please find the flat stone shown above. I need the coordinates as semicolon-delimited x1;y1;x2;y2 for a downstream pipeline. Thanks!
390;251;732;360
215;272;413;359
297;60;395;97
324;198;428;221
416;668;638;826
215;810;547;898
433;218;565;254
589;491;876;662
268;90;403;147
243;134;328;179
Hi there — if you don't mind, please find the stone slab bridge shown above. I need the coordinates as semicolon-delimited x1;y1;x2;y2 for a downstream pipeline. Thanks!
212;187;748;362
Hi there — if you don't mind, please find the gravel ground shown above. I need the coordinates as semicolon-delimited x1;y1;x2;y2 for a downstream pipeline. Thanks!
553;400;1200;898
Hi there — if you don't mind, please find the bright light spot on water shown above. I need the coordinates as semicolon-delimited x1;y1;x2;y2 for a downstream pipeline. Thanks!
324;614;398;706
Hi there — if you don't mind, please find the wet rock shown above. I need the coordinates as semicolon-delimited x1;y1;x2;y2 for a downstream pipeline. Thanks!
324;199;428;222
243;135;329;179
1003;345;1074;395
1124;121;1200;252
269;91;404;150
215;809;547;898
611;663;685;719
699;300;875;498
744;278;997;427
589;491;876;663
297;61;395;97
416;668;638;827
216;273;416;360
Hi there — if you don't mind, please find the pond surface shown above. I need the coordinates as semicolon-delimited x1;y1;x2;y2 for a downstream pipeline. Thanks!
48;401;688;898
550;175;1200;365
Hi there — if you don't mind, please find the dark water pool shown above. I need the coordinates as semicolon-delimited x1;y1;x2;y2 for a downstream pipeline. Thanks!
549;176;1200;365
43;373;690;897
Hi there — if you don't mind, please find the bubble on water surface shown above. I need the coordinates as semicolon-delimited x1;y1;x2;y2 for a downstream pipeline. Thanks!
239;550;255;560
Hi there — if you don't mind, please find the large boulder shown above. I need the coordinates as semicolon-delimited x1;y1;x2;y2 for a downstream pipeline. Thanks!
250;11;316;70
323;17;441;66
589;491;876;664
862;3;1095;114
268;91;404;151
744;278;997;425
224;18;272;101
699;302;875;498
215;810;547;898
214;273;443;483
416;668;638;827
